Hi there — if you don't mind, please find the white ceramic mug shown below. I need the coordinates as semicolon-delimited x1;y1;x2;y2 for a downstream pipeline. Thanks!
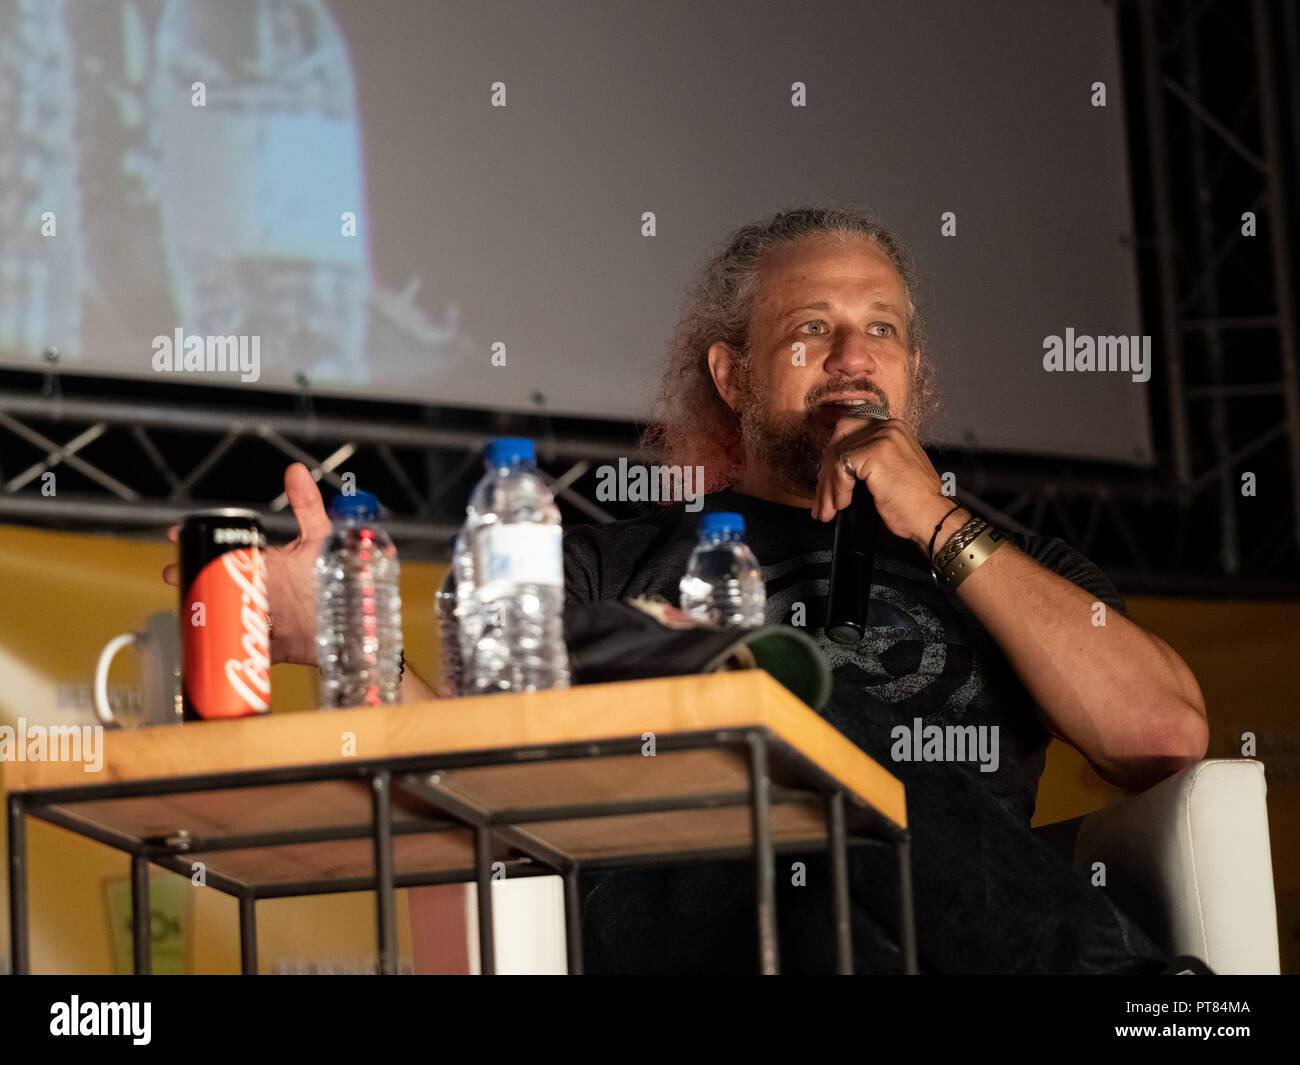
94;611;183;727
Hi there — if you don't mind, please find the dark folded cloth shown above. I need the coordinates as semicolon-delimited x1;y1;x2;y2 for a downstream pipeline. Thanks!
563;598;830;711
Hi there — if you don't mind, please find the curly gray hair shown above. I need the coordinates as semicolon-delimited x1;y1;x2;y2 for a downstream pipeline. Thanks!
643;205;940;491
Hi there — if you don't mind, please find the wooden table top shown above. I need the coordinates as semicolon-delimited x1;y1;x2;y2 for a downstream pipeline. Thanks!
7;671;905;888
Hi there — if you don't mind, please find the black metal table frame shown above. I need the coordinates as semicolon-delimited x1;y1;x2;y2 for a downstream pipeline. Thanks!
7;726;917;975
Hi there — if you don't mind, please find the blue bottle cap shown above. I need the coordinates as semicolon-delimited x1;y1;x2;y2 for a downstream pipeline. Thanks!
484;437;535;467
329;489;381;519
700;511;744;537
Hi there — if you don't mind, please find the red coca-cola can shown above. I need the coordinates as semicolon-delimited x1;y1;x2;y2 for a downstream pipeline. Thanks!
179;508;272;720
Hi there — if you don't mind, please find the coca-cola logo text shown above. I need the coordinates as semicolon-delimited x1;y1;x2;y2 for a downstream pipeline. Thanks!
182;547;271;719
221;550;271;712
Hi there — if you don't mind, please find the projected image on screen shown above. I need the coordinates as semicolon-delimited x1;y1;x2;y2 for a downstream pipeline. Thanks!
1;0;463;391
150;0;370;382
0;1;83;356
0;0;1152;464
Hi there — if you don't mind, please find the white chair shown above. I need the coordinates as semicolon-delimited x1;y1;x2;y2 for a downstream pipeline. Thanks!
1035;759;1281;975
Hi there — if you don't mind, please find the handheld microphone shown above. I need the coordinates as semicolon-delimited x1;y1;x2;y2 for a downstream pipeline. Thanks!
825;400;889;645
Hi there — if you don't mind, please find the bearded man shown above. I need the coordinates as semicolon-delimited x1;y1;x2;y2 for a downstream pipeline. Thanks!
167;206;1208;974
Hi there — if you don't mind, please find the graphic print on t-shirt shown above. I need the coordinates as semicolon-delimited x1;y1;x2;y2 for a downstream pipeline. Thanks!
761;548;986;718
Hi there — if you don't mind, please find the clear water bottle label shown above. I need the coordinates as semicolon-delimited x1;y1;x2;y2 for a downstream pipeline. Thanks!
476;523;563;600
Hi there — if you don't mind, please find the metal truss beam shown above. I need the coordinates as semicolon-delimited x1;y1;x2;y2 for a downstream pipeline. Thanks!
0;391;645;465
1130;0;1300;578
0;376;1294;590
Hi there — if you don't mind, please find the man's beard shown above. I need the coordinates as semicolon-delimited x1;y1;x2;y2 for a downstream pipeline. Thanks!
740;404;833;496
737;374;908;497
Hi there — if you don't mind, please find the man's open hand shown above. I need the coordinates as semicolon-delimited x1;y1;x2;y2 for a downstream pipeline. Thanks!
162;463;332;666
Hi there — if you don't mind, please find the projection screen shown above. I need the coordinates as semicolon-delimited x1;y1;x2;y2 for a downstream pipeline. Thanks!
0;0;1153;463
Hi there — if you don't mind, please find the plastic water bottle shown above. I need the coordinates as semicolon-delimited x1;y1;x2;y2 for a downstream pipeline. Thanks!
463;438;570;694
314;490;403;707
679;512;766;626
442;524;478;698
433;577;462;698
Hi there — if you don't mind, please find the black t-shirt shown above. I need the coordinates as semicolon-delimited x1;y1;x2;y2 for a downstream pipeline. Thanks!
563;488;1127;824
